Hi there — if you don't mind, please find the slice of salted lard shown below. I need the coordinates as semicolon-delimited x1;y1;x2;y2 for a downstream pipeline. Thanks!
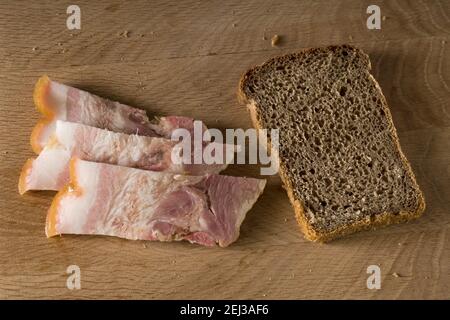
46;159;266;247
31;75;201;153
19;121;230;194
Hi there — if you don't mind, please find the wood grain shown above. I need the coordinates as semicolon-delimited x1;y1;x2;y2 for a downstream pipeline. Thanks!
0;0;449;299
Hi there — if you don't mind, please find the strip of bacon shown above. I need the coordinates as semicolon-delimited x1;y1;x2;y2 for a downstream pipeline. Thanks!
46;159;266;247
31;75;201;153
20;121;230;194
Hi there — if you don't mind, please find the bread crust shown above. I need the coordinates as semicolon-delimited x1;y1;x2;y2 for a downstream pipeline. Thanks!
238;45;426;242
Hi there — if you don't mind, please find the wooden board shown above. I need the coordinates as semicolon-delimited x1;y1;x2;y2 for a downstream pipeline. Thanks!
0;0;449;299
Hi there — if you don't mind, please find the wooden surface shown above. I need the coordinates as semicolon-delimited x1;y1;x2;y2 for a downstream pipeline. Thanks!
0;0;449;299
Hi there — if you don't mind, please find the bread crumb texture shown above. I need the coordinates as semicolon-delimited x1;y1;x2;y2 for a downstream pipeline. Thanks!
239;45;425;242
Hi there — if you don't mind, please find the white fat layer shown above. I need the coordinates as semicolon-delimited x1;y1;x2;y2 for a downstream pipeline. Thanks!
58;160;100;234
91;128;153;166
55;120;77;150
36;81;68;148
38;120;56;149
28;148;71;191
49;80;68;119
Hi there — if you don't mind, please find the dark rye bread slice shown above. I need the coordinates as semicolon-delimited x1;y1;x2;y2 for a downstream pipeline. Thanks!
238;45;425;242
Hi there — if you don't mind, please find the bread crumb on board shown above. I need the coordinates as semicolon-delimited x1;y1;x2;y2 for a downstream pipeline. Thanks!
32;47;38;51
392;272;401;278
271;34;280;47
119;30;130;38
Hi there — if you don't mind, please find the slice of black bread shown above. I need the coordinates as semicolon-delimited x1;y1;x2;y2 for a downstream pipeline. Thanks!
238;44;425;242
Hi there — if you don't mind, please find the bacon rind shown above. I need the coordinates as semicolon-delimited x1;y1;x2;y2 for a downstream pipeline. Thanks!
18;158;34;195
31;76;54;153
46;158;80;237
33;75;54;117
